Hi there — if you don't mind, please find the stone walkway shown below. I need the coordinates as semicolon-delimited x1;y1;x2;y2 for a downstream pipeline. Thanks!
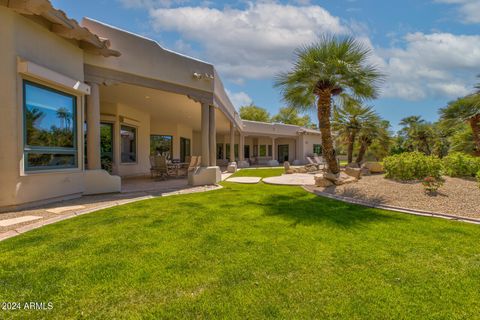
263;173;316;186
225;177;262;184
0;173;233;242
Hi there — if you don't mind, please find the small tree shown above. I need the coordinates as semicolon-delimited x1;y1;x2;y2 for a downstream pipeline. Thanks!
239;103;271;122
271;106;313;127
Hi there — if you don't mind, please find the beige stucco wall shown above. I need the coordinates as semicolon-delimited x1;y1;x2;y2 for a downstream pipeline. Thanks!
82;18;213;94
0;8;87;208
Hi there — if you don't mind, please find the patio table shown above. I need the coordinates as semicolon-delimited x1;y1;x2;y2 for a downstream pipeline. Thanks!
167;162;188;177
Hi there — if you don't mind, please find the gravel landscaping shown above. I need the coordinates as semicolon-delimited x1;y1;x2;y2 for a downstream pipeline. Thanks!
309;174;480;218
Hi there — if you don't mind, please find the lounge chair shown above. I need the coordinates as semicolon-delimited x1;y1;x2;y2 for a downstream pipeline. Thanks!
150;155;169;180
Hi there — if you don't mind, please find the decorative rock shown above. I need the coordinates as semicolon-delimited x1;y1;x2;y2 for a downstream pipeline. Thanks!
323;172;339;182
227;162;237;173
345;167;362;180
333;173;357;185
361;168;371;176
362;162;384;173
314;174;334;187
346;162;360;168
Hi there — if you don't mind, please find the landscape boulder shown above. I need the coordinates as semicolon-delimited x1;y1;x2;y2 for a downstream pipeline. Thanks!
324;172;357;186
362;162;384;173
345;167;362;180
314;174;334;187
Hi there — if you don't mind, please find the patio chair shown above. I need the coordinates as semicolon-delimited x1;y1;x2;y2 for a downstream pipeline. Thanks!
313;156;327;169
306;156;316;165
187;156;202;185
150;155;169;180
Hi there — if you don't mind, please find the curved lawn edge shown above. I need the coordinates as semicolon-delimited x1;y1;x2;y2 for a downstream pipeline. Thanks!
303;186;480;225
0;186;224;242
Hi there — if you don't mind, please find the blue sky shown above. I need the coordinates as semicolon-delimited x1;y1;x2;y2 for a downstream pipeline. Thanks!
53;0;480;131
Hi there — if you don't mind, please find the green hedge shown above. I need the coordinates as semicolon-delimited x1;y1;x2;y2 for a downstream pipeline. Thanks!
477;170;480;189
443;152;480;177
384;152;443;181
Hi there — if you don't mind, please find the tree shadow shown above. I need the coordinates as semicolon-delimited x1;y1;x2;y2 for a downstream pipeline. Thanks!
260;192;405;229
324;185;388;205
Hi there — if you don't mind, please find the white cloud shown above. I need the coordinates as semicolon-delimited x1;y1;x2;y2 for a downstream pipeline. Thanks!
119;0;190;9
435;0;480;24
225;90;253;109
148;2;347;79
135;1;479;102
379;32;480;100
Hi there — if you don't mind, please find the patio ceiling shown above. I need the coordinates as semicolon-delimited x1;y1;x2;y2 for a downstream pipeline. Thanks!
100;83;232;132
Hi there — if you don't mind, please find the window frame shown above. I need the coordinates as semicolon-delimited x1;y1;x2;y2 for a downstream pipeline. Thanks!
120;124;138;164
23;80;78;172
313;144;322;155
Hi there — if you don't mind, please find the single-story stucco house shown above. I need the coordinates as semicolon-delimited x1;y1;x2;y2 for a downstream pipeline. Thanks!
0;0;323;211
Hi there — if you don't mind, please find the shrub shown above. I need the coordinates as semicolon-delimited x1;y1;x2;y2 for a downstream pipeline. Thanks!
384;152;443;181
443;152;480;177
422;176;445;194
477;170;480;189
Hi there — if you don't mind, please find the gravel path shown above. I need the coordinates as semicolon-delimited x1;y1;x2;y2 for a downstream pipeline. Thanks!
310;174;480;218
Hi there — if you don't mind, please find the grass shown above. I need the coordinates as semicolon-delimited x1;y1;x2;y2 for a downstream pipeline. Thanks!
1;169;480;318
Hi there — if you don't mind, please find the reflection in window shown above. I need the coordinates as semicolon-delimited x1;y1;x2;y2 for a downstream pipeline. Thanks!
259;145;267;157
121;125;137;163
150;135;172;159
313;144;322;155
100;123;114;172
23;81;77;170
225;144;239;161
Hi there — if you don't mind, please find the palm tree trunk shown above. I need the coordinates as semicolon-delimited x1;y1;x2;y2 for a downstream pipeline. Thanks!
317;91;340;174
347;132;356;164
356;140;367;164
470;115;480;156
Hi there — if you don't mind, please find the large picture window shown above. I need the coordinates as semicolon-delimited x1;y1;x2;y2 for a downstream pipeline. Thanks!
150;135;172;159
121;125;137;163
23;81;77;171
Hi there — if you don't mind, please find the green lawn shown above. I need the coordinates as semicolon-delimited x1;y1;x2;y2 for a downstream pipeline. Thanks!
1;169;480;319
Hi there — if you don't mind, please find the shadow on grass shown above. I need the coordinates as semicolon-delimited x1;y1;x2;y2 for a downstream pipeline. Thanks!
324;185;388;205
261;192;404;228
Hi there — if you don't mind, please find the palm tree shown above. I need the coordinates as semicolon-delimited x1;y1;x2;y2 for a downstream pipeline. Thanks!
332;95;377;164
398;116;433;153
355;118;390;164
56;107;71;129
275;36;384;174
439;95;480;155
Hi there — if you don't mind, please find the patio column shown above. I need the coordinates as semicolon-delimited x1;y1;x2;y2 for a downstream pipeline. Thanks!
272;137;276;161
239;134;245;161
86;82;101;170
201;102;210;167
229;122;235;162
209;105;216;166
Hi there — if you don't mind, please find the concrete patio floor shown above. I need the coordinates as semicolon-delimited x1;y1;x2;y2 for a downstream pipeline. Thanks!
0;172;233;241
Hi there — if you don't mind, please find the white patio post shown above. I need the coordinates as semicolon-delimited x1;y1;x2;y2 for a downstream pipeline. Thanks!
272;137;276;161
229;122;235;162
239;133;245;161
86;82;101;170
201;102;210;167
209;105;216;166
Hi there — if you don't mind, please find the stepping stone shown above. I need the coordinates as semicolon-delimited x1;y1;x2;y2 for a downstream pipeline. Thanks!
263;174;315;186
46;205;85;214
0;215;42;227
226;177;262;184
